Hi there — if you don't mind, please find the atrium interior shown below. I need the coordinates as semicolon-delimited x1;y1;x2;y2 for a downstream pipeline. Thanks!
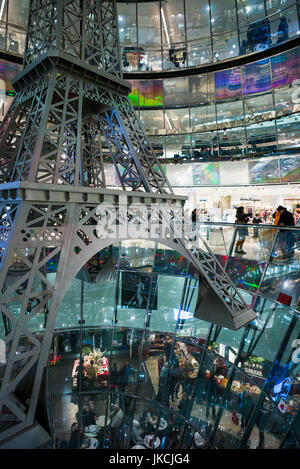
0;0;299;451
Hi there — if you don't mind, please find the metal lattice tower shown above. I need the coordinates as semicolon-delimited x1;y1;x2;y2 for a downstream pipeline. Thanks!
0;0;256;444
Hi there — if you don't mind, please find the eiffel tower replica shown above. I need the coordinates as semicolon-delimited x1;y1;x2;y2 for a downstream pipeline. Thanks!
0;0;255;445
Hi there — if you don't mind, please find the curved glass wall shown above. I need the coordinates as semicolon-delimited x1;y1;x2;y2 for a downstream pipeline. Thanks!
1;6;300;164
118;0;300;71
127;45;300;161
48;311;300;449
41;231;298;427
2;46;300;163
1;238;299;448
0;0;300;71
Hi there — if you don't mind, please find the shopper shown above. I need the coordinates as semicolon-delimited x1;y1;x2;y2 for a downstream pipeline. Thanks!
159;361;168;386
157;361;169;402
79;405;96;428
273;208;281;225
130;420;144;446
294;208;300;226
234;207;250;254
168;363;182;402
164;337;172;363
239;39;248;55
157;355;165;377
110;362;120;404
277;17;289;44
191;209;197;228
195;369;207;405
145;411;156;433
277;205;294;226
120;360;135;392
255;398;271;449
276;205;295;259
178;392;191;419
205;372;219;420
169;380;183;410
76;357;86;392
252;213;262;238
236;389;254;434
68;422;89;449
109;404;124;445
86;359;97;390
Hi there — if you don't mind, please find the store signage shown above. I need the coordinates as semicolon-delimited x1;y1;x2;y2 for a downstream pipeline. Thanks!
173;308;193;320
0;339;5;364
244;361;263;377
190;336;206;344
240;198;261;202
278;399;287;414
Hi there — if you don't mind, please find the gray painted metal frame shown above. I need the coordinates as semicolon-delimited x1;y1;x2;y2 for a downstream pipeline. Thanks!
0;0;255;442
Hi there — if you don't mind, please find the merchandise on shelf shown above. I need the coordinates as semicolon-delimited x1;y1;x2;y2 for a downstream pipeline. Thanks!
72;352;109;388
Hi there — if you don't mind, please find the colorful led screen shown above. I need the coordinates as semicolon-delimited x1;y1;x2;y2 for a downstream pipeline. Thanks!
128;80;163;107
127;80;139;107
280;157;300;182
193;163;220;185
249;159;280;184
215;47;300;100
242;59;271;94
271;48;300;88
215;68;242;100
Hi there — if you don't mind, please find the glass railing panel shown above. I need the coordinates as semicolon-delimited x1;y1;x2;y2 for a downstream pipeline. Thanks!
51;394;82;448
238;297;295;384
50;391;210;449
140;47;163;72
213;32;239;62
275;318;300;424
48;330;80;395
215;369;261;449
268;4;300;45
224;226;269;294
163;44;187;70
209;324;244;364
189;350;227;439
277;116;300;151
260;227;300;306
0;23;6;51
248;397;289;448
197;223;235;266
119;241;156;270
291;411;300;445
187;39;212;67
147;275;186;334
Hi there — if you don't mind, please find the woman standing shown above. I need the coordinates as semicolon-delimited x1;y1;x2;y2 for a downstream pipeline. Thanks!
234;207;250;255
